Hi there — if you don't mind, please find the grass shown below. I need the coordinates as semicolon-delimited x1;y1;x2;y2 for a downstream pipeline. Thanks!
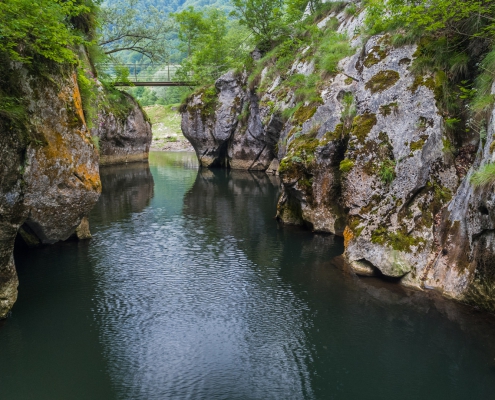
470;163;495;187
379;159;396;184
144;104;184;146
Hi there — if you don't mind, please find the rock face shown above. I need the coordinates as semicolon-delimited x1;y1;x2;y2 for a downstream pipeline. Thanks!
0;63;101;317
181;71;281;170
96;92;152;165
182;6;495;311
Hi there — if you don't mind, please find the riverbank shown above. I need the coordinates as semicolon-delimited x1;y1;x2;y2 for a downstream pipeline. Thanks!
144;104;194;152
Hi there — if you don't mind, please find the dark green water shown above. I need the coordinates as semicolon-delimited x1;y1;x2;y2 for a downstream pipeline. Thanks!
2;151;495;399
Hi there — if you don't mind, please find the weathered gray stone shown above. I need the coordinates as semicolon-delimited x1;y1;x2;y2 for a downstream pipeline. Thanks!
96;92;152;165
179;5;495;311
181;71;281;170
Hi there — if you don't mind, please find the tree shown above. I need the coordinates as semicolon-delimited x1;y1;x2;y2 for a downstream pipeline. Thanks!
230;0;286;49
172;7;251;82
172;7;208;57
98;0;174;62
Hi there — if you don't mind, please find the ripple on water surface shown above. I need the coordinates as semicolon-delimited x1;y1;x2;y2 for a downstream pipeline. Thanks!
3;151;495;400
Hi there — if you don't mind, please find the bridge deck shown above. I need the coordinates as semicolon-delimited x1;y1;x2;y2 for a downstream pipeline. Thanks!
98;63;202;87
113;81;195;87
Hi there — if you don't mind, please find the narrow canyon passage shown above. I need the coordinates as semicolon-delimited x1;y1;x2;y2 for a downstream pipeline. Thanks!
1;152;495;400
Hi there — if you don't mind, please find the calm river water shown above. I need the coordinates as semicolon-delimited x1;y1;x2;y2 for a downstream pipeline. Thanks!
2;151;495;399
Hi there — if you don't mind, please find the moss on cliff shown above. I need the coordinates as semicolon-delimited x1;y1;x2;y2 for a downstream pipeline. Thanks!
363;46;388;68
179;85;219;123
350;112;377;143
371;226;426;253
365;70;400;93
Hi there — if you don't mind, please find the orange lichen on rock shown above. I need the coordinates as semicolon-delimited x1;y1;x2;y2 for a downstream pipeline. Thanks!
72;73;87;128
343;225;354;247
75;163;101;192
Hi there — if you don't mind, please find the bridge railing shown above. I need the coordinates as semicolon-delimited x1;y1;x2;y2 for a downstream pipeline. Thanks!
96;63;226;86
97;63;191;81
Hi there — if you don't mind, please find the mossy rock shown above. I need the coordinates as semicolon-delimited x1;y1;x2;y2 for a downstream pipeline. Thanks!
363;46;388;68
293;104;318;126
339;158;354;173
321;123;349;144
350;112;377;143
409;75;435;93
410;136;427;152
365;70;400;94
371;226;426;253
379;102;398;117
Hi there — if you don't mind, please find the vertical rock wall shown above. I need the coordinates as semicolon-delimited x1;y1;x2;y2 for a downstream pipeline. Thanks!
181;71;281;170
0;63;101;317
96;92;152;165
180;6;495;311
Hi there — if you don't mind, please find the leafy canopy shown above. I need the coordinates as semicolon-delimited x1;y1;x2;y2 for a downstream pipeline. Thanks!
172;6;252;82
0;0;95;63
98;0;174;61
365;0;495;41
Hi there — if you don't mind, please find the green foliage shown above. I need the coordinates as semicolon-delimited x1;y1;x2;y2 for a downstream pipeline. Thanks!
0;0;95;63
91;135;100;152
470;163;495;188
315;30;354;74
99;81;137;122
345;3;358;16
471;49;495;115
172;7;251;84
287;74;323;104
379;159;396;184
99;0;174;61
77;68;98;128
341;92;356;125
0;95;26;123
231;0;286;49
364;0;495;40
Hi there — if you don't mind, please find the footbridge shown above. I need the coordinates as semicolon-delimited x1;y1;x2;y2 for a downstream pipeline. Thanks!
98;63;193;86
97;63;222;86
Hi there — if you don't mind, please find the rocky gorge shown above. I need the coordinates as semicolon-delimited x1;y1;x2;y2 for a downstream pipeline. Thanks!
0;56;152;318
181;4;495;311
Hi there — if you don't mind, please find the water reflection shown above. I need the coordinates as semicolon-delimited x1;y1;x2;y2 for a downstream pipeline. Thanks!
2;152;495;400
96;162;154;226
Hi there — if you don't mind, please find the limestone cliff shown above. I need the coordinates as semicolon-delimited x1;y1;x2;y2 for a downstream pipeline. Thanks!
96;91;152;165
181;71;281;170
0;62;101;318
181;4;495;311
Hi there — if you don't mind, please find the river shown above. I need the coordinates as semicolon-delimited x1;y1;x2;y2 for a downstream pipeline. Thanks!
2;151;495;399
